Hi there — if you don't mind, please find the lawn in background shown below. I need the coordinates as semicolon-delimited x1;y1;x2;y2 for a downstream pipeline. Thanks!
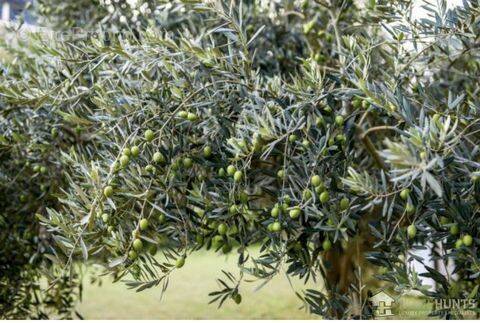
76;248;317;319
75;247;434;319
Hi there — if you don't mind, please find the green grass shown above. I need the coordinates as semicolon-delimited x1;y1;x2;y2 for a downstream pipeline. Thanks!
75;248;434;319
76;248;317;319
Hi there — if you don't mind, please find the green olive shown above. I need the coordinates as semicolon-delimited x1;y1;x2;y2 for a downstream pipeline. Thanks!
289;207;301;219
183;157;193;168
133;238;143;251
455;239;463;249
132;229;140;238
229;204;238;214
271;221;281;232
252;138;263;152
218;168;226;177
352;98;362;109
239;191;249;204
103;186;114;198
158;213;166;223
120;155;130;167
139;219;149;230
212;235;224;248
336;134;346;143
267;223;274;232
233;170;243;182
315;185;325;194
311;175;322;187
233;293;242;304
153;152;165;163
271;206;280;217
463;234;473;247
187;112;197;121
218;223;228;235
203;146;212;158
322;238;332;251
128;250;138;260
193;206;205;217
335;115;344;126
122;147;131;156
131;145;140;157
112;161;120;171
176;256;186;268
407;224;417;239
319;191;330;203
405;203;415;215
400;188;410;200
144;129;155;142
149;245;158;256
328;137;335;146
227;165;236;176
178;110;188;118
339;197;349;211
303;189;312;200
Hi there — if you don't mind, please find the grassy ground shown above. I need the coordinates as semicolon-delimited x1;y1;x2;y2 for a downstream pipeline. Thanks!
76;248;317;319
75;248;433;319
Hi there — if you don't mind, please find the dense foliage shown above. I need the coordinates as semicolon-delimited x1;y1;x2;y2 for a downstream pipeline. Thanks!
1;0;480;319
0;33;83;318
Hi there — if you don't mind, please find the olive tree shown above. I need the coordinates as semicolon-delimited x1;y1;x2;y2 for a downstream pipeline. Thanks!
0;35;82;318
2;0;480;319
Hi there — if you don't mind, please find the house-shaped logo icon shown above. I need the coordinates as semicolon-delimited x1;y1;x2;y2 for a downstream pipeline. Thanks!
370;291;395;317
